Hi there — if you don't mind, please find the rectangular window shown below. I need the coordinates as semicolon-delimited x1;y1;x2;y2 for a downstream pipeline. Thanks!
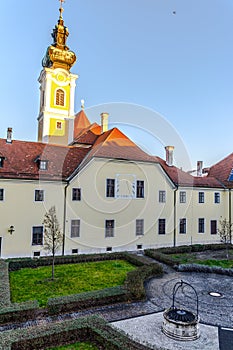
32;226;43;245
72;188;81;201
211;220;217;235
0;157;4;168
105;220;114;237
136;180;144;198
106;247;112;252
180;191;186;203
71;219;80;238
137;244;143;250
159;190;166;203
214;192;220;204
136;219;144;236
72;249;78;254
158;219;166;235
106;179;115;198
198;218;205;233
39;160;48;170
0;189;4;201
198;192;204;203
35;190;44;202
179;218;186;234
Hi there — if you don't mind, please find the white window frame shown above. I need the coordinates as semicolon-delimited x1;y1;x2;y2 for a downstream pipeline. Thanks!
214;192;220;204
35;189;44;202
180;191;186;203
198;218;205;234
71;219;80;238
32;226;43;246
136;219;144;236
179;218;186;234
159;190;166;203
105;220;115;238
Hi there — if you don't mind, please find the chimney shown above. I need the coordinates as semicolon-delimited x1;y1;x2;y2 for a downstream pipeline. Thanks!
6;127;12;143
101;112;109;133
197;161;203;177
165;146;174;166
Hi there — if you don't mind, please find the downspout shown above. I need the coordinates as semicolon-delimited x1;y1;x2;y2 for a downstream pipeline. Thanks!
173;186;178;247
62;182;69;256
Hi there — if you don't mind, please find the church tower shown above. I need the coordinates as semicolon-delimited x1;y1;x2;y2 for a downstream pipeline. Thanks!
37;2;78;145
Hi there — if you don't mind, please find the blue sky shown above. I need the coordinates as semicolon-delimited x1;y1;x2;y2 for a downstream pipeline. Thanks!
1;0;233;170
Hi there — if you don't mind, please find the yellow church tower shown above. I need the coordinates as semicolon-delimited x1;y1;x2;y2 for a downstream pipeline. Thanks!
37;1;78;145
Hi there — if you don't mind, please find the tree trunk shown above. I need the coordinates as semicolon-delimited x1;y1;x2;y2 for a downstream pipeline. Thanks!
226;243;229;260
52;255;55;280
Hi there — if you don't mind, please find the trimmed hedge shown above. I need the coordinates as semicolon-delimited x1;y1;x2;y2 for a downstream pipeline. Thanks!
3;316;152;350
7;252;149;271
145;244;232;267
47;286;127;315
47;262;163;315
144;250;177;267
124;264;163;300
0;300;39;325
0;253;163;325
0;261;11;308
177;263;233;276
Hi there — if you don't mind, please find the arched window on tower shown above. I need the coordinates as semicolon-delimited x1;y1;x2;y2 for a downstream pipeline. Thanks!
55;89;65;106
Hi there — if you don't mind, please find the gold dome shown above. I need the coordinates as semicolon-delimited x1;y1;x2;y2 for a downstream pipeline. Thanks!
42;2;76;71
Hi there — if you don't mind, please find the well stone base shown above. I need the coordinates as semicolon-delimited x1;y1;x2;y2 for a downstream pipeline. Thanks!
162;309;200;341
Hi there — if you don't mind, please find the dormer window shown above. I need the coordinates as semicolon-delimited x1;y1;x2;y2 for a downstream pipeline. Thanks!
39;160;48;170
56;89;65;106
34;156;48;170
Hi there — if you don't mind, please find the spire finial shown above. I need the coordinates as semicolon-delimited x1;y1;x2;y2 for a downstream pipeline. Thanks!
81;99;85;109
59;0;65;19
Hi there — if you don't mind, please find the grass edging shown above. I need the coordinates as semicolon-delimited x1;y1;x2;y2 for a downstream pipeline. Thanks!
0;315;153;350
0;253;163;324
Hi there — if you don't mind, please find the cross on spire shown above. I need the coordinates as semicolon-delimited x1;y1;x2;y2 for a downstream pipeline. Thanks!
59;0;65;19
59;0;65;7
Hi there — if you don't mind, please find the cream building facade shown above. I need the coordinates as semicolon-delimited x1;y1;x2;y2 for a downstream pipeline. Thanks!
0;5;232;258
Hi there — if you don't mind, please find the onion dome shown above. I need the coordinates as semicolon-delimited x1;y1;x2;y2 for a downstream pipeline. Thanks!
42;1;76;71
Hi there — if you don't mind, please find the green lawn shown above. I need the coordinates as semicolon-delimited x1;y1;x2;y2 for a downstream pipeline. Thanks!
10;260;135;307
48;342;98;349
171;253;233;268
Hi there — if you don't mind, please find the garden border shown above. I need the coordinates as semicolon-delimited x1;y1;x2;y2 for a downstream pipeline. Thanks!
0;252;163;325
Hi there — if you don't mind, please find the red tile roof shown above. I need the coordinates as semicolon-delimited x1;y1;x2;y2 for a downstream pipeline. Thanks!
72;123;101;145
207;153;233;188
90;128;156;162
73;110;91;139
0;139;89;181
0;109;231;189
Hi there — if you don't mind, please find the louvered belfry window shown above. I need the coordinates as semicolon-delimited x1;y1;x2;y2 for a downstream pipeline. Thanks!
56;89;65;106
